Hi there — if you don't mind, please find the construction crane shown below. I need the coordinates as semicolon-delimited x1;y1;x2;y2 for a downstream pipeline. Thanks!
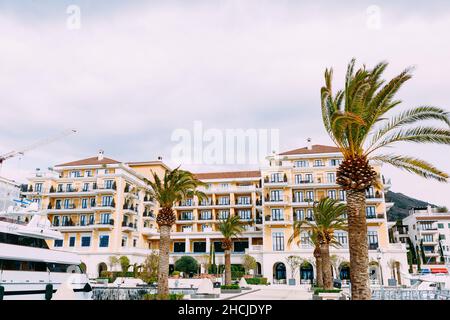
0;129;77;167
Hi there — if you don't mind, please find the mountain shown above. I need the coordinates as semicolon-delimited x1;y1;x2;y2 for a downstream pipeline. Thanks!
385;190;436;222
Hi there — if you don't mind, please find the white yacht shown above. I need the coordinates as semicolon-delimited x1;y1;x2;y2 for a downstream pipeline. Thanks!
0;201;92;300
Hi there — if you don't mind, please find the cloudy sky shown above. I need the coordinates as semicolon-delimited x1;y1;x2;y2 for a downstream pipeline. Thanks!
1;0;449;206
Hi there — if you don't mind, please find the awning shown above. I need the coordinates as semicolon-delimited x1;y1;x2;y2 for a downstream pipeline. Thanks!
431;268;448;274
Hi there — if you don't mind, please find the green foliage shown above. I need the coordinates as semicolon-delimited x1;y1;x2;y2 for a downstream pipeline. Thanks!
285;256;303;279
144;167;206;208
119;256;130;272
416;245;422;271
140;252;159;283
221;284;240;290
321;59;450;181
314;288;342;295
242;254;257;274
245;277;268;285
172;271;180;276
217;215;249;243
100;271;134;283
407;237;417;264
289;197;347;248
143;293;184;300
174;256;198;274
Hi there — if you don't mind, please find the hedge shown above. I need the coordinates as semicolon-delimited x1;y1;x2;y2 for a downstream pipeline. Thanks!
143;293;184;300
221;284;240;290
314;288;342;295
245;278;268;285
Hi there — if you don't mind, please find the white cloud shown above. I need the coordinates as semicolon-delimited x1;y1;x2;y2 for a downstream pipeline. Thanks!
0;1;449;206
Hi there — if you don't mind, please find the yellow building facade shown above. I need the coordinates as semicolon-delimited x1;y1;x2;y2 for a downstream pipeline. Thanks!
24;145;408;284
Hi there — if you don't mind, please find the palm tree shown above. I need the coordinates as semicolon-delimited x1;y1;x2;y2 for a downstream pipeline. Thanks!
289;197;347;289
320;59;450;299
217;215;248;285
146;168;206;297
289;228;323;287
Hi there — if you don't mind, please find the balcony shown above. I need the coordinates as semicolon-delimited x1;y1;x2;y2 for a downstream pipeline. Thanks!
174;201;196;209
177;215;194;223
264;196;290;206
52;219;114;231
263;178;288;187
143;198;155;206
142;227;159;236
366;213;385;224
291;178;339;188
47;188;96;197
198;215;213;222
93;204;115;211
292;198;316;207
122;221;137;232
143;210;155;219
234;200;252;208
365;195;384;203
92;185;116;194
198;200;214;208
198;185;259;194
237;215;252;222
47;205;95;214
122;205;138;215
265;215;292;225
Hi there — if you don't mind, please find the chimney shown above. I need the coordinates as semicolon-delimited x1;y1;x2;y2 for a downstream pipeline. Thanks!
98;150;104;161
306;138;312;150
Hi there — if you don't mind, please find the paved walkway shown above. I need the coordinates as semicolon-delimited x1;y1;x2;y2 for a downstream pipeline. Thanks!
229;285;312;300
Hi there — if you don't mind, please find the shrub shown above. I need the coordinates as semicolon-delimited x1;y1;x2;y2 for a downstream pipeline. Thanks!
245;277;268;285
221;284;240;290
174;256;198;274
313;288;341;295
143;293;184;300
119;256;130;272
100;271;134;283
172;271;180;276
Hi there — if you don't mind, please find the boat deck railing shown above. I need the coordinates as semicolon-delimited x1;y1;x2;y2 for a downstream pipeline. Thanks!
0;216;28;225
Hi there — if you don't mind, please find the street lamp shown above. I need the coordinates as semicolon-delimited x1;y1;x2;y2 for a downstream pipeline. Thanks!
377;248;384;286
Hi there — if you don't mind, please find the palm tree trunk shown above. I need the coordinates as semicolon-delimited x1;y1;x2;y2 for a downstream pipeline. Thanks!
347;189;371;300
224;250;232;285
316;256;323;288
320;244;333;290
157;224;171;297
396;263;402;285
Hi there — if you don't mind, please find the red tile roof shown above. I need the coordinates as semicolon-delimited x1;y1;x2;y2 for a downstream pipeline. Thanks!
279;144;340;156
55;157;121;167
194;170;261;180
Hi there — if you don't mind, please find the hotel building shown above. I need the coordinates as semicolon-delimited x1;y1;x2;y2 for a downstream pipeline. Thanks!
400;206;450;266
23;145;408;284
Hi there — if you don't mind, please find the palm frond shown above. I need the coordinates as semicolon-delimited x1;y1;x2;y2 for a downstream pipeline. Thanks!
367;106;450;153
371;154;449;182
368;127;450;154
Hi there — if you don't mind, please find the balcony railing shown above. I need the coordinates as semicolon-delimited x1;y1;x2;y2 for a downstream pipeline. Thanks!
52;219;114;227
122;221;137;229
